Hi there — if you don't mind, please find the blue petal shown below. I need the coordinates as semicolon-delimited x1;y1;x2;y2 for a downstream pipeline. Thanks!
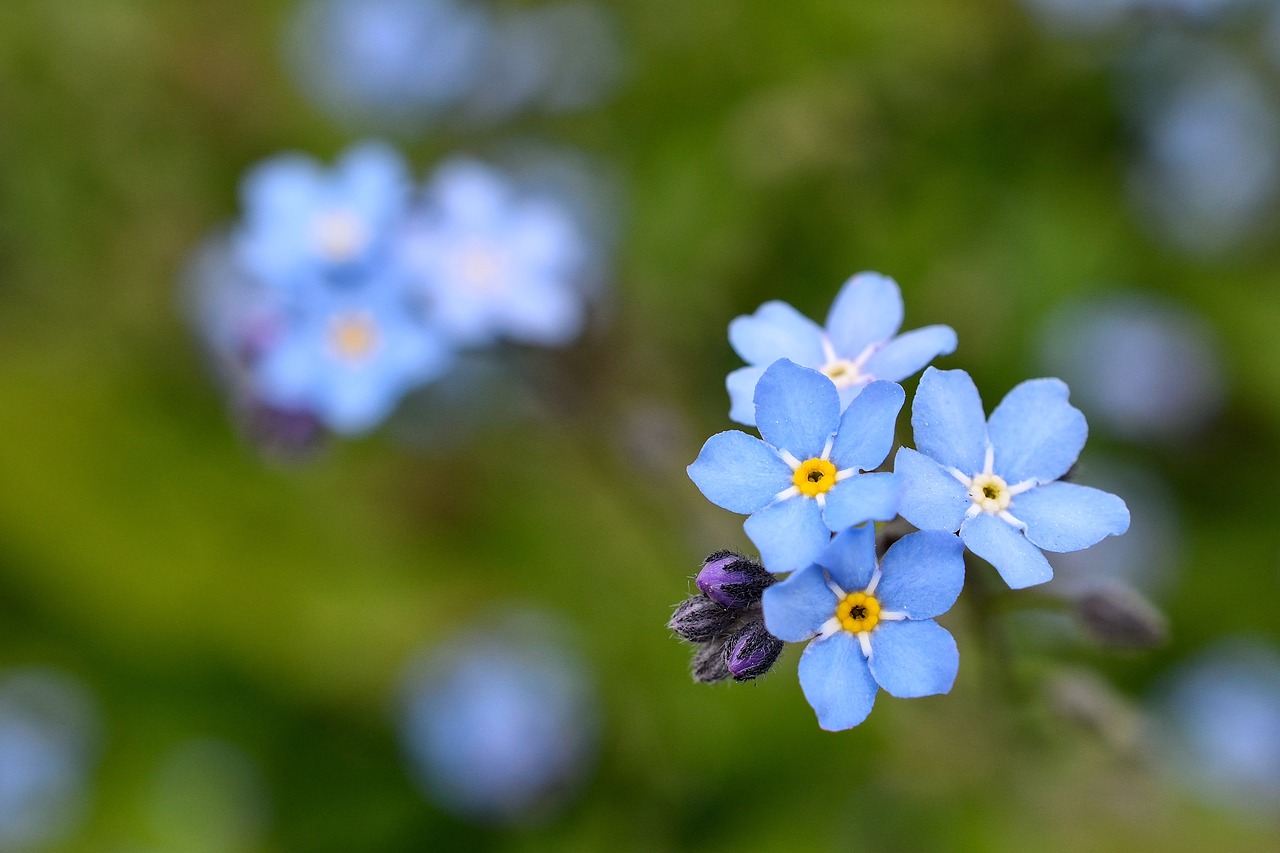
687;431;791;514
761;565;836;642
1013;482;1131;553
323;375;400;434
728;301;825;367
744;496;830;573
867;620;959;698
987;378;1087;485
726;365;766;426
241;154;321;216
911;367;988;476
828;380;904;472
824;272;903;358
894;447;970;532
863;325;958;382
798;633;878;731
960;512;1053;589
875;531;966;619
753;359;841;460
817;524;878;593
822;472;902;531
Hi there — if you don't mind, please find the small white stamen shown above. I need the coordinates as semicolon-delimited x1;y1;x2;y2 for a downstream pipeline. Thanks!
865;568;882;596
823;571;846;599
820;335;839;364
879;610;909;621
1007;479;1038;496
983;444;995;475
999;510;1027;530
835;468;856;482
948;466;971;486
775;486;800;502
778;449;802;470
818;617;843;640
858;633;874;658
820;435;835;461
814;493;826;508
965;504;982;519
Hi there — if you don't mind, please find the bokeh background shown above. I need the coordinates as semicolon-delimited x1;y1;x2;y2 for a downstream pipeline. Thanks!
2;0;1280;850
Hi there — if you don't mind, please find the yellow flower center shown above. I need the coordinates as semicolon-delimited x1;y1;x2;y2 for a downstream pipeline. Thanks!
968;472;1011;514
793;458;837;497
820;358;864;389
836;591;881;634
328;311;379;362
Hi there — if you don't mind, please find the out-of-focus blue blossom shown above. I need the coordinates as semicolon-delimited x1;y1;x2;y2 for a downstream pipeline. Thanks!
1155;639;1280;813
0;669;99;850
398;615;598;824
1022;0;1133;34
235;142;412;289
403;158;591;347
762;526;965;731
1038;293;1225;442
895;367;1129;590
726;272;955;426
251;273;453;434
689;359;905;573
1124;50;1280;255
285;0;492;130
147;739;270;853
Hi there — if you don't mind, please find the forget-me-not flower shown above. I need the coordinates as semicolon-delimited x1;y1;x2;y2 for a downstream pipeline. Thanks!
252;273;452;434
895;367;1130;590
726;272;956;425
688;358;904;573
235;141;411;289
404;159;590;347
762;525;966;731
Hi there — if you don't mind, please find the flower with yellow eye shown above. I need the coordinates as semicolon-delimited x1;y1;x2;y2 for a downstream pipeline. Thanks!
762;525;966;731
895;367;1130;590
725;272;956;426
688;359;905;573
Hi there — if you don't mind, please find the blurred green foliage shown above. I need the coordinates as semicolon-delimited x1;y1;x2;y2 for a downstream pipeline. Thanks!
1;1;1279;850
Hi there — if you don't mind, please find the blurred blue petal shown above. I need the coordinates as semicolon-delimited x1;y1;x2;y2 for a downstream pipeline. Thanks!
875;531;966;620
988;378;1086;485
910;367;988;476
726;365;767;426
863;324;957;382
728;301;826;368
798;633;877;732
823;272;903;358
868;620;958;699
960;513;1054;589
753;359;840;460
1015;482;1130;553
828;380;904;472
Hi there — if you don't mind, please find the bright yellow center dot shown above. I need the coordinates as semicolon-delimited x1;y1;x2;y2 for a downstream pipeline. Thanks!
968;472;1011;514
793;458;837;496
328;312;379;362
836;591;881;634
821;358;864;389
314;211;368;262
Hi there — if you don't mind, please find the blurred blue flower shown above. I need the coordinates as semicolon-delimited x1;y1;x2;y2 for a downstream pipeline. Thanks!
762;526;965;731
398;616;598;824
1156;639;1280;813
404;158;590;347
285;0;492;130
1038;293;1225;442
251;272;452;434
235;141;412;289
726;272;955;426
688;359;904;573
895;367;1129;590
0;669;99;849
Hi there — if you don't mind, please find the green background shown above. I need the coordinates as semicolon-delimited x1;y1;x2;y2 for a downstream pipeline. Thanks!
0;1;1278;850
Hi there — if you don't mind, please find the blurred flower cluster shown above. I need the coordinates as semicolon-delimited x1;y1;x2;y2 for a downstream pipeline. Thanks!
189;141;600;442
673;273;1131;730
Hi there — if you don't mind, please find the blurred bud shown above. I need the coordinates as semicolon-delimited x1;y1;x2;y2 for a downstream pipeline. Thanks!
668;596;737;643
237;398;326;461
1074;583;1169;650
1046;669;1147;757
690;642;731;684
695;551;773;610
723;621;785;682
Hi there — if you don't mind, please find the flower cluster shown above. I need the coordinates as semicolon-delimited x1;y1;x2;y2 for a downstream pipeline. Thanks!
677;273;1131;730
190;141;595;439
668;552;782;683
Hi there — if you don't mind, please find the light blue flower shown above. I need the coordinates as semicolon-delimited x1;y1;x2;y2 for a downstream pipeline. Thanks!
234;141;411;289
251;273;452;434
762;526;966;731
404;159;589;347
726;272;956;426
895;367;1130;590
688;359;905;573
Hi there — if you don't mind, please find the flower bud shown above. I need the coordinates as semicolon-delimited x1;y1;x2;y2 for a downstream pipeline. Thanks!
668;596;737;643
690;641;731;684
695;551;774;610
723;620;784;682
1074;583;1168;650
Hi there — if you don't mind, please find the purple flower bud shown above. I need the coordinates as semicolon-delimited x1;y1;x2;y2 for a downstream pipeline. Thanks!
695;551;774;610
723;620;784;682
668;596;737;643
690;642;730;684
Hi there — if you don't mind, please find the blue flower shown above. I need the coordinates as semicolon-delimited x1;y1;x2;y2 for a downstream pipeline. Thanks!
762;526;966;731
895;367;1130;590
403;158;590;347
251;272;452;434
234;141;411;289
688;359;905;573
726;272;956;426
